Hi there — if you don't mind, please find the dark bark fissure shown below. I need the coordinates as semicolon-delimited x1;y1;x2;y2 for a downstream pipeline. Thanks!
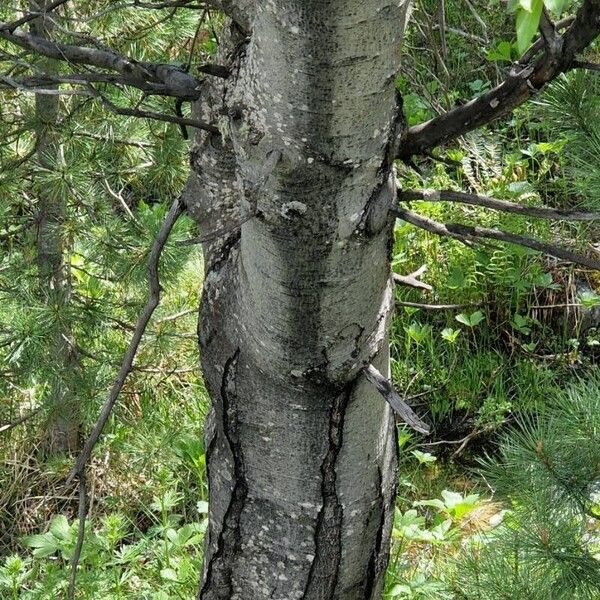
303;384;352;599
200;348;248;600
363;466;385;599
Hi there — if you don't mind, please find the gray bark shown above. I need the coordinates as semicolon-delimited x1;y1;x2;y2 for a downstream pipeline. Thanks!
32;1;79;455
185;2;411;597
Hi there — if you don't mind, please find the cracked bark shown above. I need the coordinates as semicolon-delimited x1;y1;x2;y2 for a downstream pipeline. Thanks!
185;2;410;597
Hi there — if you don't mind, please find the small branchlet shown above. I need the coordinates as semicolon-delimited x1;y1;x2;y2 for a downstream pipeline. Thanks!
363;364;430;435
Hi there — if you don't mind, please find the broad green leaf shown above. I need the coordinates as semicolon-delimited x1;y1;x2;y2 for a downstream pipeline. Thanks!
49;515;71;541
516;0;543;54
543;0;570;14
456;311;485;328
24;534;58;558
411;450;437;464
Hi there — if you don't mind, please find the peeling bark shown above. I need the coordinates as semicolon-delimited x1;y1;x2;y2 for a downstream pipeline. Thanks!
185;2;410;597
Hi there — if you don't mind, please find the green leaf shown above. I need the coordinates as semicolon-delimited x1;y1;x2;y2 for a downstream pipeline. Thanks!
543;0;570;14
456;311;485;328
49;515;71;541
579;291;600;308
390;584;412;596
516;0;543;54
24;534;58;558
411;450;437;465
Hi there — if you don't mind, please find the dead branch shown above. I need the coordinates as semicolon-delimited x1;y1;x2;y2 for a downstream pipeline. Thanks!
0;0;69;33
363;364;430;434
66;196;185;486
396;300;481;310
392;206;600;271
67;474;87;600
0;25;228;101
398;1;600;159
393;266;433;291
0;408;41;435
572;60;600;73
399;189;600;221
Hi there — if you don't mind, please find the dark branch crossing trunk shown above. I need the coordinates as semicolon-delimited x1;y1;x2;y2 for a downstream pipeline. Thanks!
184;2;411;597
31;1;79;455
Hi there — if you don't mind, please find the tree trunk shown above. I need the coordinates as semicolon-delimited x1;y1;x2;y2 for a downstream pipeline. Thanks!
32;1;79;455
185;2;411;597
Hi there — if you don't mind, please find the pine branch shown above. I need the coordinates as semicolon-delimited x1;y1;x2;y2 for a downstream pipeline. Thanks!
0;0;70;33
392;206;600;271
398;1;600;159
399;189;600;221
66;196;185;486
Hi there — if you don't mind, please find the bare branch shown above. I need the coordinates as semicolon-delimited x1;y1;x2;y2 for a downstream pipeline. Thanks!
572;60;600;73
66;197;185;485
0;408;40;435
399;189;600;221
396;300;480;310
392;206;600;271
393;266;433;291
67;475;87;600
0;25;228;100
363;364;430;434
398;1;600;159
94;92;220;133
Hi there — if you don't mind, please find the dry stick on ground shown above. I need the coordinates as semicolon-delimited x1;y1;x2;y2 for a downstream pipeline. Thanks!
399;189;600;221
391;207;600;271
65;197;184;598
396;300;481;311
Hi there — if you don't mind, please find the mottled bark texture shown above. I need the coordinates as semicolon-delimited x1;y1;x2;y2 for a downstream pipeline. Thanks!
32;1;80;455
184;2;410;597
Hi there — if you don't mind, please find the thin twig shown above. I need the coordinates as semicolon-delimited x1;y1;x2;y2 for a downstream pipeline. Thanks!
67;474;87;600
0;0;70;32
91;90;219;134
393;266;433;291
0;408;41;434
67;196;184;485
